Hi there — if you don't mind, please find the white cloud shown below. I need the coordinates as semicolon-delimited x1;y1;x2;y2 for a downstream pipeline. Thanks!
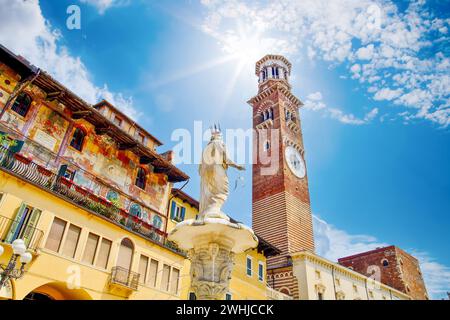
79;0;128;14
303;91;378;125
200;0;450;127
374;88;403;101
356;44;375;60
313;215;450;300
0;0;139;119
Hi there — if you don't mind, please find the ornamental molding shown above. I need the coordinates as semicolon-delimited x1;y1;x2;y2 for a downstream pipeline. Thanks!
189;242;235;300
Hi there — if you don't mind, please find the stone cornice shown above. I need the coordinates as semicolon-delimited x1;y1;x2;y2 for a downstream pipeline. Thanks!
291;251;411;299
247;83;303;108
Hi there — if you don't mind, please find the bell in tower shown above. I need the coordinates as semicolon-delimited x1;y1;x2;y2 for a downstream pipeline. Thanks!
255;54;292;93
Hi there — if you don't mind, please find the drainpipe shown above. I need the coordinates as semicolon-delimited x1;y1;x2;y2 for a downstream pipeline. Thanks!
0;69;41;119
365;278;370;300
331;265;337;300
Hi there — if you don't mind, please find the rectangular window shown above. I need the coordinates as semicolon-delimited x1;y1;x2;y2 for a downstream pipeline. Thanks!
137;133;145;144
5;203;41;247
246;257;252;276
318;292;323;300
113;115;122;127
45;217;67;253
82;233;99;265
63;169;76;181
139;255;149;284
189;292;197;300
225;293;232;300
170;268;180;294
170;201;186;222
161;264;171;291
258;262;264;281
149;259;159;287
62;224;81;258
96;238;112;269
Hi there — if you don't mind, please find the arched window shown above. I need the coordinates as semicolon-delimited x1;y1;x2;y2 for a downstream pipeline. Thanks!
70;127;86;151
129;203;142;217
153;215;163;230
135;167;147;189
11;92;32;117
117;238;134;270
382;259;389;267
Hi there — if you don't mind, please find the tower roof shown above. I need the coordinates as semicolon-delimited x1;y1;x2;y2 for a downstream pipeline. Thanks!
255;54;292;76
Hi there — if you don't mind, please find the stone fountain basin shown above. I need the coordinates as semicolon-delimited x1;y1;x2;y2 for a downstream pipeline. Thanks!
168;217;258;253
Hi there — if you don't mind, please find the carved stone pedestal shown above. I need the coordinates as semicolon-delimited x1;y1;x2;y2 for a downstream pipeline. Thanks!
168;217;258;300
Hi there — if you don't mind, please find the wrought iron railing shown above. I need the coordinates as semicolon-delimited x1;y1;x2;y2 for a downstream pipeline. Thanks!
0;215;44;252
110;266;140;290
0;139;184;255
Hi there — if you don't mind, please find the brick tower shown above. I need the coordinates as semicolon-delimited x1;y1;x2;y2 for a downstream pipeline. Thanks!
248;55;315;298
338;246;429;300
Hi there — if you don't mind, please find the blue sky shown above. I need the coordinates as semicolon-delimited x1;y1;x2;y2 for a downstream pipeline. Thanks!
0;0;449;298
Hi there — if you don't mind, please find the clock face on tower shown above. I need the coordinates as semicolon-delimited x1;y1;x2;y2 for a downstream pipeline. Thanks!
285;146;306;178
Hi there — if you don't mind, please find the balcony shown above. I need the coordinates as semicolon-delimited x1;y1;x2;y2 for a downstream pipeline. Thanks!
0;130;185;256
0;215;44;252
110;266;140;291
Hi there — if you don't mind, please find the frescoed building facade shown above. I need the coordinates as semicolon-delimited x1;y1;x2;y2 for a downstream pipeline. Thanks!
0;44;424;300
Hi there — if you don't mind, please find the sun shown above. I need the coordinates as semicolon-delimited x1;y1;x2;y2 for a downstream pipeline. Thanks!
221;26;266;66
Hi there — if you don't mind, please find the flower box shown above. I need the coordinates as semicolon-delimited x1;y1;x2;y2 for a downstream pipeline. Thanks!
37;165;52;177
14;153;32;165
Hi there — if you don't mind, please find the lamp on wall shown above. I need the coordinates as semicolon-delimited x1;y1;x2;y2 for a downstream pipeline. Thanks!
0;239;32;289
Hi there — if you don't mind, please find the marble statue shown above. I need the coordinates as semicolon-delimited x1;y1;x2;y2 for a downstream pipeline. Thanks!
198;126;244;220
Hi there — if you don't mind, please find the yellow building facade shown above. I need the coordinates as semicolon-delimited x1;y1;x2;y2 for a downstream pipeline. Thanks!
0;45;413;301
0;44;284;300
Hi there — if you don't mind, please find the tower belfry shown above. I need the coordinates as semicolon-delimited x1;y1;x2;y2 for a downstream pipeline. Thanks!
249;54;315;299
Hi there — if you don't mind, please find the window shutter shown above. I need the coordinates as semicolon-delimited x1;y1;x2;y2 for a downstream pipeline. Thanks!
62;224;81;258
45;217;67;253
180;207;186;221
5;203;28;243
82;233;99;265
22;208;41;247
57;165;68;177
170;201;176;220
95;238;112;269
8;140;24;154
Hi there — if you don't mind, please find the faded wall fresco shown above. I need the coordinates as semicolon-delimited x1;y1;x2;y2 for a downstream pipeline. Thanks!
0;63;173;231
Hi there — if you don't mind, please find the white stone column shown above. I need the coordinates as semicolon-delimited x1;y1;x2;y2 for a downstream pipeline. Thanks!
189;242;235;300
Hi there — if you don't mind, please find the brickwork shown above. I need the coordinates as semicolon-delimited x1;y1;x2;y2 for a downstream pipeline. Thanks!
338;246;428;300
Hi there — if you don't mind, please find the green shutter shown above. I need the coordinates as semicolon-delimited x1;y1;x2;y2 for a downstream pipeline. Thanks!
4;202;27;243
57;164;68;177
170;201;176;220
8;140;24;154
180;207;186;221
22;208;41;247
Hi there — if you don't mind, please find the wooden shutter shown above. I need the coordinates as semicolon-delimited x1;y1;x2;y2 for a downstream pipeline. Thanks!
21;208;41;247
149;259;159;287
180;207;186;221
170;201;176;220
117;239;133;270
45;217;67;252
96;238;112;269
82;233;99;265
139;255;149;284
161;264;171;291
8;140;24;154
62;224;81;258
170;268;180;294
5;203;28;243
